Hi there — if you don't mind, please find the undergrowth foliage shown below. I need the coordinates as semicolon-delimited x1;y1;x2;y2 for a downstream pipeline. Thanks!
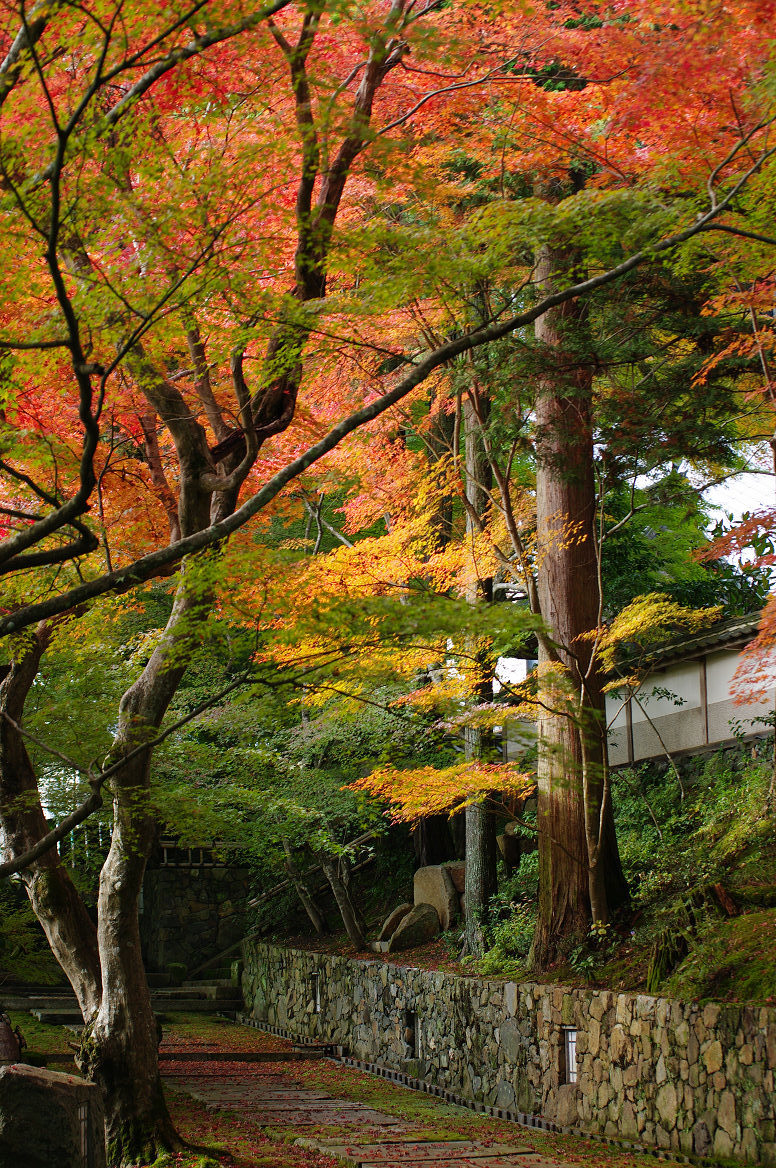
469;739;776;998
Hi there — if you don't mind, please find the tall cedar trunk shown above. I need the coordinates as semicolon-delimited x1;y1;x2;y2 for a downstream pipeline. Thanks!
462;386;498;956
531;243;628;970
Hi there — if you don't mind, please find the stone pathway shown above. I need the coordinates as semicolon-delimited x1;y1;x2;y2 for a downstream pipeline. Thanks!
167;1063;575;1168
169;1067;407;1128
302;1137;574;1168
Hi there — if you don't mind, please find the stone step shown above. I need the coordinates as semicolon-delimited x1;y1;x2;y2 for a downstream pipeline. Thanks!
158;1049;326;1062
27;999;242;1025
0;982;69;994
151;988;223;1000
4;995;78;1012
153;998;242;1013
177;984;240;1000
31;1009;82;1025
303;1142;549;1168
182;978;238;989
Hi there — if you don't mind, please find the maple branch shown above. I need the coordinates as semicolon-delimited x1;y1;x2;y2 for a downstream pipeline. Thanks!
269;3;321;239
706;115;775;210
0;215;232;572
214;1;415;463
703;224;776;247
199;352;259;496
376;62;533;138
0;336;70;350
138;412;181;545
26;0;299;191
314;0;409;236
299;492;354;549
0;526;100;573
0;1;63;111
3;165;776;635
186;323;230;443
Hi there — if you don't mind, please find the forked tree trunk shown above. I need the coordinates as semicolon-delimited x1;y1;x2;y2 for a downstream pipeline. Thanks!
531;242;628;970
77;579;205;1163
0;585;206;1165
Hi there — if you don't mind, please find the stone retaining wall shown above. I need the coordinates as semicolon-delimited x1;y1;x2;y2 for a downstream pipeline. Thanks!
140;865;250;973
241;941;776;1164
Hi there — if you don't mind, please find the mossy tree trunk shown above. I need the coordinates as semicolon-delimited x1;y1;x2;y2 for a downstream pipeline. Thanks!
0;579;209;1164
77;579;209;1162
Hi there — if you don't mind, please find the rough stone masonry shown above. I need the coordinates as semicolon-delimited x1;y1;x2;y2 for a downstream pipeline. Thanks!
242;941;776;1164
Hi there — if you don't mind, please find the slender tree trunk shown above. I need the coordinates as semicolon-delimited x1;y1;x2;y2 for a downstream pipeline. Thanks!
426;391;456;552
531;242;628;970
317;854;365;949
463;730;498;954
462;382;498;956
282;840;328;935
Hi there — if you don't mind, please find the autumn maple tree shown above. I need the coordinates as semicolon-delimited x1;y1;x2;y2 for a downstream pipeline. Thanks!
0;0;503;1160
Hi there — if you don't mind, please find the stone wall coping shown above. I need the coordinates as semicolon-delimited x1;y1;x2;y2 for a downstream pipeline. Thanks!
249;940;776;1023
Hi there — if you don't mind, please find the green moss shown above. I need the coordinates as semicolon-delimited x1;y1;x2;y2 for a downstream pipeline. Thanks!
666;908;776;1002
5;1011;74;1058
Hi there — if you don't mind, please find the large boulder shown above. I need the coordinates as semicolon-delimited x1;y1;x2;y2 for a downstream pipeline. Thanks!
388;903;440;952
377;902;413;942
413;864;458;930
0;1063;105;1168
441;861;466;894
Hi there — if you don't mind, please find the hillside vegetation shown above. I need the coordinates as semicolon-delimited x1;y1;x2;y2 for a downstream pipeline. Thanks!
473;739;776;1003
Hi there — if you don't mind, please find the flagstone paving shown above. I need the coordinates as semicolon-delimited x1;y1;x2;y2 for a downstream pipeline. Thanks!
167;1066;408;1128
300;1137;575;1168
166;1052;575;1168
162;1021;687;1168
